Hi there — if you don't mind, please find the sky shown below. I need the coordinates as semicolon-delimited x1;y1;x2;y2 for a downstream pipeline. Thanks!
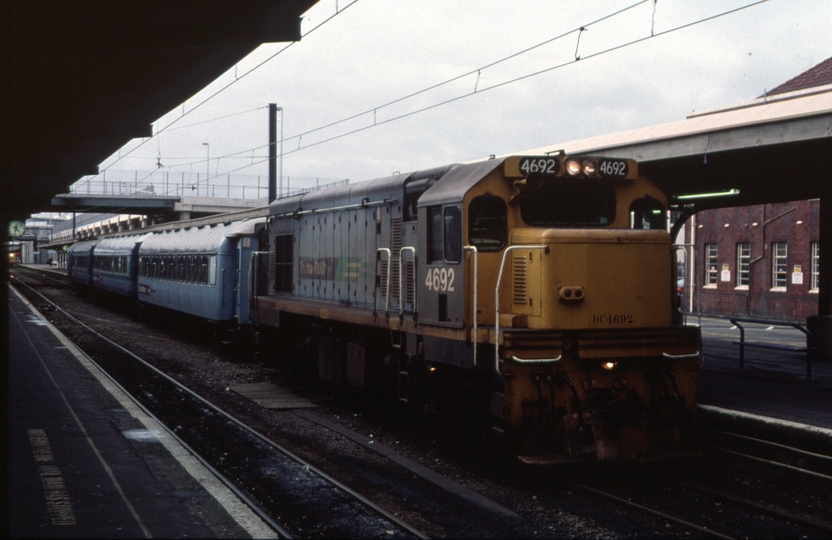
84;0;832;198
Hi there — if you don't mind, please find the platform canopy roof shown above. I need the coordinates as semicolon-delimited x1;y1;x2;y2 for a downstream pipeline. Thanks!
2;0;319;219
523;71;832;211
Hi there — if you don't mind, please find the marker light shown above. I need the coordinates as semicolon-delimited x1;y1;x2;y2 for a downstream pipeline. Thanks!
565;158;582;176
582;160;597;176
601;361;618;371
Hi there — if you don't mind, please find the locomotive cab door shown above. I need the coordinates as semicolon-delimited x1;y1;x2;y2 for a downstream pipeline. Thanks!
418;204;464;327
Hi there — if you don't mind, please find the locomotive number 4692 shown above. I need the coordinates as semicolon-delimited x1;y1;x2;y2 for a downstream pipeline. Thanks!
425;267;455;292
519;157;559;176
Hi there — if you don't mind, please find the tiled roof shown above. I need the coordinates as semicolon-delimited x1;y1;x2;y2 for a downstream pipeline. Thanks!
766;56;832;96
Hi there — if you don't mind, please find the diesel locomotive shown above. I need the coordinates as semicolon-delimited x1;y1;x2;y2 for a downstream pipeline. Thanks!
66;153;700;463
250;154;701;463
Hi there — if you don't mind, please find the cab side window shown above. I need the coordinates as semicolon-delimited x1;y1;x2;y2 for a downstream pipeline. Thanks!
468;194;507;252
629;196;666;230
427;205;462;264
428;207;443;263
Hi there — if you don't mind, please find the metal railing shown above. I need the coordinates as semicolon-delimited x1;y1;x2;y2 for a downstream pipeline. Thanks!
730;317;814;377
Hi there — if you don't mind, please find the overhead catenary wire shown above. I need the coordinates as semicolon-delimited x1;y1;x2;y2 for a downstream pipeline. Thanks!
274;0;769;158
90;0;648;183
89;0;768;188
87;0;363;183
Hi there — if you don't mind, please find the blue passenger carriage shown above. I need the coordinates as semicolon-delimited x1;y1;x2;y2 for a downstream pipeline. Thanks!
137;219;265;323
92;233;151;297
67;239;98;286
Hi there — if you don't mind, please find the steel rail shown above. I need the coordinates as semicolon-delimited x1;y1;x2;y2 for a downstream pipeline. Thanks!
568;481;736;540
675;480;832;534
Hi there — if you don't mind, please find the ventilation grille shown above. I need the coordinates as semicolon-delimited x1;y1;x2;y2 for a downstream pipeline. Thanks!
405;259;416;305
512;255;527;305
391;218;403;300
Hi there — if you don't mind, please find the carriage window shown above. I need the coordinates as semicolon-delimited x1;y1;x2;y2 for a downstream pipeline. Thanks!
520;181;616;226
468;194;506;252
444;206;461;263
629;196;666;229
208;256;217;286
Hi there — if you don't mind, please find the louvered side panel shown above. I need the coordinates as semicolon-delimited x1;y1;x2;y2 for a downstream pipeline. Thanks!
512;255;527;305
268;242;276;294
391;218;403;302
380;259;389;298
405;259;416;306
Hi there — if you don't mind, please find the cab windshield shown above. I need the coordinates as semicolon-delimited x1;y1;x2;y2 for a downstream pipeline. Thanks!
520;180;616;227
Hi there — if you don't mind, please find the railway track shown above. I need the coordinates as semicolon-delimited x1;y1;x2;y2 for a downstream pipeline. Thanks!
569;476;832;540
12;275;428;539
13;266;832;538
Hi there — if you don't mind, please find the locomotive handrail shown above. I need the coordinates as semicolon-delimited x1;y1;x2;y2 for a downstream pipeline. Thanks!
662;351;703;368
374;248;392;318
463;245;477;366
274;198;397;219
398;247;417;320
248;250;269;312
494;245;550;376
511;355;562;364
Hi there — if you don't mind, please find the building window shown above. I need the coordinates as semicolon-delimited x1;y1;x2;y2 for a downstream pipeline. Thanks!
736;242;750;288
811;242;820;291
704;243;718;286
771;242;788;289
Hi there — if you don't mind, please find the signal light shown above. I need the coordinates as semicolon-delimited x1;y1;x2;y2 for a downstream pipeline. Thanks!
601;361;618;371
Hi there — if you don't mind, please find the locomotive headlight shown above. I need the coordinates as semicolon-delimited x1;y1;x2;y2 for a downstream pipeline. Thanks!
582;160;597;176
565;158;582;176
601;361;618;371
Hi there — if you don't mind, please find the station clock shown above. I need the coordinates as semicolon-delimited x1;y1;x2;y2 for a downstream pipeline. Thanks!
7;220;26;238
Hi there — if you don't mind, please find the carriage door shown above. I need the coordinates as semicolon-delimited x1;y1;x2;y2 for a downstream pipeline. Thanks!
235;235;259;325
421;204;463;326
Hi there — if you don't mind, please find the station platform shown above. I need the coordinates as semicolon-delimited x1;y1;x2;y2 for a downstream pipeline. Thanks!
693;314;832;447
4;284;276;538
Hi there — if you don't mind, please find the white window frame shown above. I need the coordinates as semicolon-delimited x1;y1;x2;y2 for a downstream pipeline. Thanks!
771;242;787;290
736;242;750;289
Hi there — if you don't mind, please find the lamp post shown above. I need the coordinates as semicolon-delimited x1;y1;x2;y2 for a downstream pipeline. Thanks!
276;107;284;198
202;142;209;197
268;104;284;202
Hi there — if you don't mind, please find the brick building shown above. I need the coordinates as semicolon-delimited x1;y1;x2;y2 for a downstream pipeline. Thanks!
685;57;832;322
